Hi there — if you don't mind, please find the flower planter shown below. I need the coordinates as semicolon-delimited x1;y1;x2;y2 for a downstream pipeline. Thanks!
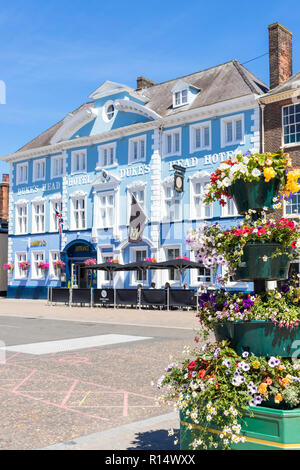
180;405;300;450
227;177;281;213
214;321;300;357
234;242;291;281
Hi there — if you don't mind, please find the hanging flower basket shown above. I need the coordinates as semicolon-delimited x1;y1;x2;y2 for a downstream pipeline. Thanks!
84;258;97;266
53;260;65;271
203;149;300;211
19;261;30;271
227;177;281;213
175;256;190;260
145;257;157;263
106;259;119;264
3;263;14;272
38;262;49;271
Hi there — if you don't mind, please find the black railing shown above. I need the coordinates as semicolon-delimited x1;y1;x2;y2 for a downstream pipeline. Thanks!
49;287;198;310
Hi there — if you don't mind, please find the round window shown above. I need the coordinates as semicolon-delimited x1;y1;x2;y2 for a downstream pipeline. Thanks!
106;104;115;121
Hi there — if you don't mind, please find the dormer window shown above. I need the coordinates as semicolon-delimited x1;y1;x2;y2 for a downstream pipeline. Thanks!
175;89;188;106
171;80;200;109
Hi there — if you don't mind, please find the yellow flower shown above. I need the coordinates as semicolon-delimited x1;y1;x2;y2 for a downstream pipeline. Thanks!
285;169;300;195
275;394;283;404
263;167;276;182
252;361;261;369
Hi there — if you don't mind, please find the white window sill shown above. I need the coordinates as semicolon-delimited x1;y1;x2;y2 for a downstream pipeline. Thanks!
191;146;211;153
283;213;300;218
16;181;28;186
15;276;28;281
221;140;244;148
128;159;146;166
162;152;181;159
71;170;87;175
31;277;45;281
282;143;300;148
33;177;46;183
96;165;118;171
220;214;239;218
69;227;87;231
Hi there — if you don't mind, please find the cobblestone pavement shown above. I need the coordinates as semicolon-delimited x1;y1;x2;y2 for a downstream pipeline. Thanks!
0;300;204;450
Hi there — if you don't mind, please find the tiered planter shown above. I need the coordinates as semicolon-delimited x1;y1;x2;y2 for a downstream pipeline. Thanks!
214;321;300;357
234;242;291;281
180;406;300;450
181;174;300;451
227;177;280;213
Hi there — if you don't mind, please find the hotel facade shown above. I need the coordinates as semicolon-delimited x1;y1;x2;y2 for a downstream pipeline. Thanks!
1;59;270;299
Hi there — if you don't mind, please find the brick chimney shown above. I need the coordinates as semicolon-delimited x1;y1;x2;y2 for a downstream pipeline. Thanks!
268;22;293;89
0;174;9;222
136;76;156;91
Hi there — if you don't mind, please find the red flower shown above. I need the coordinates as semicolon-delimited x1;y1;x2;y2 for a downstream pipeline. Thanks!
188;361;196;371
219;199;226;207
257;228;267;236
198;369;206;379
291;241;297;249
234;229;243;237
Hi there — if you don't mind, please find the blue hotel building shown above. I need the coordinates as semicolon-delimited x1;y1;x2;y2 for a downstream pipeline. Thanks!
0;60;269;299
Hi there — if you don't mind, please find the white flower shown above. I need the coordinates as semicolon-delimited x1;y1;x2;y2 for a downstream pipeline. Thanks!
262;256;268;262
251;168;261;178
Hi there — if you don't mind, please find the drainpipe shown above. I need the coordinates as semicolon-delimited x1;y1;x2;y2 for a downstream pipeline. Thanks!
260;103;265;153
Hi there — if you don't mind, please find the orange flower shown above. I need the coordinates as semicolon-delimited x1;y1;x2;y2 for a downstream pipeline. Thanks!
275;394;283;404
263;377;273;385
280;376;291;387
252;361;260;369
258;383;268;395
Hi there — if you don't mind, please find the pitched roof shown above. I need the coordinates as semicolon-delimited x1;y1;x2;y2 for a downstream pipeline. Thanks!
263;70;300;97
139;60;268;117
15;60;268;154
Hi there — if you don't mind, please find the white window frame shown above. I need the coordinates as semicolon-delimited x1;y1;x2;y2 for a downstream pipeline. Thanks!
32;200;46;234
282;103;300;147
190;121;212;152
162;128;182;157
128;135;147;164
97;143;117;169
15;252;28;280
283;192;300;218
173;89;188;108
97;191;115;229
15;201;28;235
189;174;212;220
222;265;249;290
71;149;87;174
70;194;87;231
163;182;181;222
221;197;239;218
98;248;114;286
221;114;245;148
162;245;181;286
16;162;28;185
32;158;46;182
190;252;213;287
129;246;148;286
49;197;63;232
31;251;45;280
49;250;61;280
51;154;65;179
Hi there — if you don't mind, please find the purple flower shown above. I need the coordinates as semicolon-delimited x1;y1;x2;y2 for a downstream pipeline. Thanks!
280;285;290;293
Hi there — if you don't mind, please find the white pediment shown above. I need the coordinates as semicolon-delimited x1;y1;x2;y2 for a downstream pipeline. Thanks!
171;79;200;94
50;107;98;144
114;99;161;121
89;81;147;102
92;170;120;188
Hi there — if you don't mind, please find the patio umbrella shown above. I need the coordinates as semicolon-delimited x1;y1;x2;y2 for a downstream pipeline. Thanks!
81;262;124;288
156;259;203;287
119;261;163;287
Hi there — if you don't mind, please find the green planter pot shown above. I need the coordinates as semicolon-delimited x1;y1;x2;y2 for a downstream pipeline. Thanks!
180;405;300;450
234;242;291;281
214;321;300;357
227;177;281;214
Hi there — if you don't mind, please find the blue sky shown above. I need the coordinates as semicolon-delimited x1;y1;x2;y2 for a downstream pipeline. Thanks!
0;0;300;176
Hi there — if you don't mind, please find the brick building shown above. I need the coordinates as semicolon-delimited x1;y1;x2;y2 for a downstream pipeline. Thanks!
260;22;300;277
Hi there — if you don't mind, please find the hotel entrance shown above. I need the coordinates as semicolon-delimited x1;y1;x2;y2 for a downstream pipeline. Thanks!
61;239;97;288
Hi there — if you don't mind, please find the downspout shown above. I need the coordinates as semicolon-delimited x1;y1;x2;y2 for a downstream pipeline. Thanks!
260;103;265;153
